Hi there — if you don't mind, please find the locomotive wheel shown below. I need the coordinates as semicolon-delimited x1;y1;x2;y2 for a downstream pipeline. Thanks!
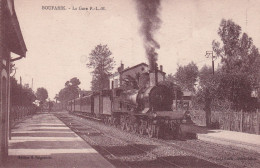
155;125;161;138
114;117;120;128
120;116;126;130
104;118;108;125
147;124;155;138
172;125;183;140
126;122;131;132
132;123;139;133
139;125;146;135
121;122;126;130
176;126;183;140
139;127;145;135
139;119;147;135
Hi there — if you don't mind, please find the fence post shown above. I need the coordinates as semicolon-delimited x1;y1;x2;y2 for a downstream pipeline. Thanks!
257;109;259;135
240;110;243;132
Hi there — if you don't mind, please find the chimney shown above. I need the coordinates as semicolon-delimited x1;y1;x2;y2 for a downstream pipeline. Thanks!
160;65;163;71
117;63;124;72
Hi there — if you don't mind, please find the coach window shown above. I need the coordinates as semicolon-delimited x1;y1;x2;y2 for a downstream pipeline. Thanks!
111;81;114;89
127;105;131;111
120;102;122;109
115;79;118;88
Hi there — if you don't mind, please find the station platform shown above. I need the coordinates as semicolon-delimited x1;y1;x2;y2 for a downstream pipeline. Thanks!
2;112;115;168
181;123;260;153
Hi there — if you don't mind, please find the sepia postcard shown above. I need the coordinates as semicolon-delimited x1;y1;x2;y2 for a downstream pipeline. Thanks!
1;0;260;167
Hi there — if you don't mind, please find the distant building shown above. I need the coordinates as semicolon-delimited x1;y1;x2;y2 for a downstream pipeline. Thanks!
0;0;27;162
109;62;166;89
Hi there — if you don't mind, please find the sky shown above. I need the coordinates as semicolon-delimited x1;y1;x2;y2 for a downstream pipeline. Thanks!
12;0;260;100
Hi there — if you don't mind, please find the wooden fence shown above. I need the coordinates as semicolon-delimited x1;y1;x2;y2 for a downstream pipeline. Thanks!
190;109;260;135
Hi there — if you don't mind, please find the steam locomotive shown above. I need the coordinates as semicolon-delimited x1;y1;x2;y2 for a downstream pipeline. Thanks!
67;65;191;139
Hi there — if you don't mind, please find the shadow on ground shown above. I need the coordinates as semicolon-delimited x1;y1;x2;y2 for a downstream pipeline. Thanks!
111;155;225;168
95;144;156;156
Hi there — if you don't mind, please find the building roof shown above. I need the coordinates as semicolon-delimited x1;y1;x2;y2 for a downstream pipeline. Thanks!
109;71;119;78
5;0;27;58
122;62;166;74
110;62;166;79
120;63;148;73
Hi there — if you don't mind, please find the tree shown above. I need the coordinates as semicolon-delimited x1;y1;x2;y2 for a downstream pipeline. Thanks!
159;80;182;100
174;62;199;92
57;77;81;108
87;44;115;91
66;77;81;87
213;20;260;76
10;77;36;106
36;87;48;104
165;73;175;84
197;66;215;102
212;19;260;110
217;73;252;110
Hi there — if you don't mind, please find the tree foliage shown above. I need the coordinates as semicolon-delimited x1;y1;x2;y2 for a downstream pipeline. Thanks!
10;77;36;106
57;77;81;103
200;19;260;111
213;19;260;77
87;44;115;91
174;62;199;92
217;73;252;110
165;73;175;84
159;80;183;100
197;66;219;100
36;87;48;103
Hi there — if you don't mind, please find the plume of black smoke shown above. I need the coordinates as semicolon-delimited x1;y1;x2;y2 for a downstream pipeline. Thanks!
135;0;161;71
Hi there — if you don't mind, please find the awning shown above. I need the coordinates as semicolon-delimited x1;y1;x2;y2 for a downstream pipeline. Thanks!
5;0;27;60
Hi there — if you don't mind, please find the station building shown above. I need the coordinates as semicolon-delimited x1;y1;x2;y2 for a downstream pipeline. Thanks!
0;0;27;163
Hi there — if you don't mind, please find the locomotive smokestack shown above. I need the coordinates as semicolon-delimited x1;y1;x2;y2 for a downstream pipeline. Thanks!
149;62;158;87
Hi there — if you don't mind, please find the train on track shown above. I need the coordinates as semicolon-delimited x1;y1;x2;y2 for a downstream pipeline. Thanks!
67;63;192;139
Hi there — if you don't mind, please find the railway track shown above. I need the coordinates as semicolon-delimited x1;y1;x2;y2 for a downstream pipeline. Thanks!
151;135;259;168
56;113;185;168
72;112;260;167
55;112;260;168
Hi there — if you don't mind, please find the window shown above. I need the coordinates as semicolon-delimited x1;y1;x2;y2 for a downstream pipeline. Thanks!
114;79;118;88
111;81;114;89
120;102;122;109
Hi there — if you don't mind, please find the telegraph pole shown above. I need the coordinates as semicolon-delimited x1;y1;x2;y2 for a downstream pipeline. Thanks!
204;50;217;128
205;51;217;75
